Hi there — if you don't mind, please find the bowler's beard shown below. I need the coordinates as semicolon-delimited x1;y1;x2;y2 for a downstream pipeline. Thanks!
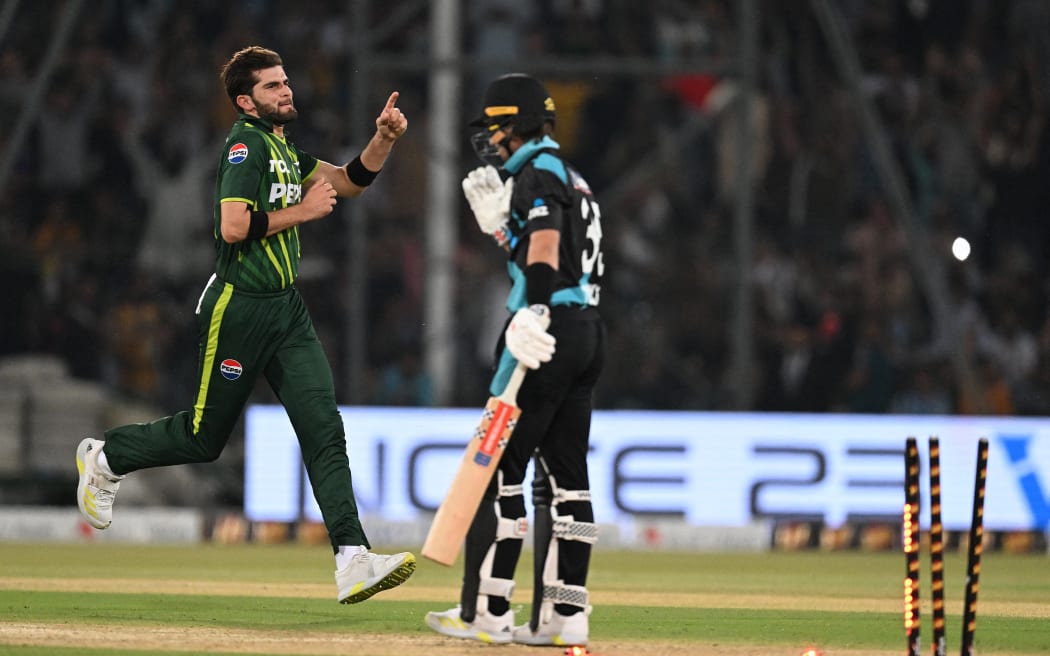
253;96;298;126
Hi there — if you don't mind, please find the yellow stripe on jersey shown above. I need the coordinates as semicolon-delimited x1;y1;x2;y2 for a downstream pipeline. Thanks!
220;196;256;206
277;232;292;273
261;133;296;285
260;236;287;288
192;281;234;435
301;158;320;182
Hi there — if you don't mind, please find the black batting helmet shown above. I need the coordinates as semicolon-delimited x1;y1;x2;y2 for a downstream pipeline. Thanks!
469;73;556;135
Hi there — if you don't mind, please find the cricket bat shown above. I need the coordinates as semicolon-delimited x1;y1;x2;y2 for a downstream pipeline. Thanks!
422;362;528;566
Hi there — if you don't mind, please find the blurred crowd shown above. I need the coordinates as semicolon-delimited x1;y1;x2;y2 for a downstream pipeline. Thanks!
3;0;1050;417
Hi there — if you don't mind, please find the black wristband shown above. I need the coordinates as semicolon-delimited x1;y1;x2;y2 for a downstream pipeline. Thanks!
247;210;269;240
346;155;379;186
525;262;556;306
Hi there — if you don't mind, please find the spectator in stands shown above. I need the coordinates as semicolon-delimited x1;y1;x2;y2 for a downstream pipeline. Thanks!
3;1;1050;419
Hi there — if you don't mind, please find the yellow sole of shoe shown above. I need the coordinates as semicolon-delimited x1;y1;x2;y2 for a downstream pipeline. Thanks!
339;555;416;605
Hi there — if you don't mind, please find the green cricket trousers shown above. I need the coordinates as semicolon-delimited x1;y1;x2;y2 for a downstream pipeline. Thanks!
102;274;370;550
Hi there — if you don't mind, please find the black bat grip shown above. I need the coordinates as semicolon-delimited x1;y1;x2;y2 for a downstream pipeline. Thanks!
530;451;552;632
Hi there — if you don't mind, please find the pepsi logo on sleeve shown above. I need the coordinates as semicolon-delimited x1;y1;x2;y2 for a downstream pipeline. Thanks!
228;143;248;164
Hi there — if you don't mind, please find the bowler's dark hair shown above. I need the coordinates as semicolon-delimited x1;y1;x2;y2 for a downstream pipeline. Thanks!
221;46;283;109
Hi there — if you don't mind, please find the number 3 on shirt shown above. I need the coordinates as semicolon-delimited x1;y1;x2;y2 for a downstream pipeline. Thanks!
580;197;604;305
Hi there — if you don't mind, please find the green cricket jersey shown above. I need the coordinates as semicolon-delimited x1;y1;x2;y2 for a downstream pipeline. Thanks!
213;114;320;292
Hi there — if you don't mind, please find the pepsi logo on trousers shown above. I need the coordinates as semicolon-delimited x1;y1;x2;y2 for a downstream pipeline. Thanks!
220;359;243;380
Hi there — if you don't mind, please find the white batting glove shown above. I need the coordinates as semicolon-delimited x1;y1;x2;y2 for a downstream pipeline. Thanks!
462;165;513;247
505;304;555;370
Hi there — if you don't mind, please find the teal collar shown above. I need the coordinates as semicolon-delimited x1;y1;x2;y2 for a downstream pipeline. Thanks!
505;135;560;174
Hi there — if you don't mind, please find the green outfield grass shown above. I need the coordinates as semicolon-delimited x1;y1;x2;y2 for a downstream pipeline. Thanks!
0;542;1047;655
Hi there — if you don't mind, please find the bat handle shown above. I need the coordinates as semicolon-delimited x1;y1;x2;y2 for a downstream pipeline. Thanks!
498;362;529;404
530;450;550;632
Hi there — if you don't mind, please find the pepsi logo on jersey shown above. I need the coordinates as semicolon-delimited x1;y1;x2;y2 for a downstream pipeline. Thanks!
228;143;248;164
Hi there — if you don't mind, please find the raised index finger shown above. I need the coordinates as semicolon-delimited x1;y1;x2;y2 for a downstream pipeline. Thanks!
384;91;399;112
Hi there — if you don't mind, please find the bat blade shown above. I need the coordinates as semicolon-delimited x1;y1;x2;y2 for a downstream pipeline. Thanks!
422;364;527;566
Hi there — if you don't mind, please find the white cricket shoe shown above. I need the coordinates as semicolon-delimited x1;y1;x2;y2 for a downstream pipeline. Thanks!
336;551;416;604
425;606;514;644
76;438;124;529
513;609;590;646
